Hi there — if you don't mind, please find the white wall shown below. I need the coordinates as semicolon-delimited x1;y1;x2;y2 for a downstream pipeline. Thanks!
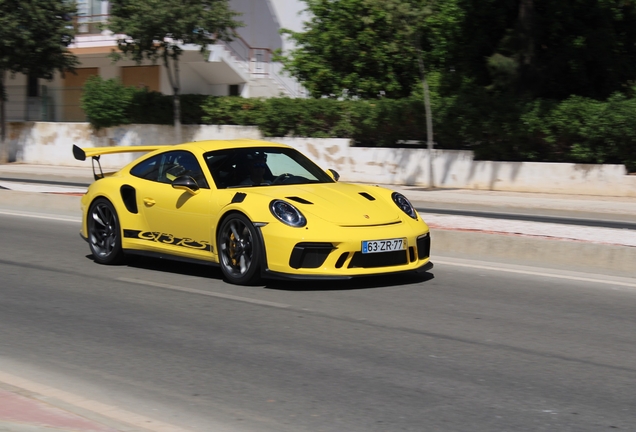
268;0;309;52
230;0;284;51
6;122;636;197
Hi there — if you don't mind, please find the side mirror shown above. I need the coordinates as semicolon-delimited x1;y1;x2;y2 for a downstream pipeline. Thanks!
172;176;200;195
327;169;340;181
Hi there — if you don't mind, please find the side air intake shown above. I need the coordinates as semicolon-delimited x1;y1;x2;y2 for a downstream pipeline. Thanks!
359;192;376;201
120;185;138;214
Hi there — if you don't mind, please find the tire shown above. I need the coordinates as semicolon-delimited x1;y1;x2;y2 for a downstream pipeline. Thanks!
87;198;124;265
217;213;262;285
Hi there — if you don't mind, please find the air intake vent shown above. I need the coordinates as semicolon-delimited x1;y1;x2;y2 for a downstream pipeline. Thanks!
417;233;431;259
289;242;334;269
286;196;313;205
232;192;247;203
348;250;407;268
359;192;376;201
120;185;138;214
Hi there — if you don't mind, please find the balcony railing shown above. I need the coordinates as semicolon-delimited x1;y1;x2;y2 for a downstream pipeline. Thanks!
70;14;306;97
218;36;306;97
73;14;109;35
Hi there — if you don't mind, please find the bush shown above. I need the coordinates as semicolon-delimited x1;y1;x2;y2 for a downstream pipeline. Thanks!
128;90;172;125
83;83;636;172
82;79;210;128
81;76;135;129
432;87;636;171
201;96;265;125
181;94;211;124
257;98;347;138
538;94;636;172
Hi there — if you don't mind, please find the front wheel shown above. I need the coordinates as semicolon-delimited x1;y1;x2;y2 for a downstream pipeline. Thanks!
217;213;262;285
87;198;124;265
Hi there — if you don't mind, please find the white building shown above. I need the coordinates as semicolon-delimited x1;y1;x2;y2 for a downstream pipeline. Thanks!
5;0;307;122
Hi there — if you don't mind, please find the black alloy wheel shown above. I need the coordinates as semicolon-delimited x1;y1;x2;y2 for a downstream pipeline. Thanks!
217;213;262;285
87;198;124;264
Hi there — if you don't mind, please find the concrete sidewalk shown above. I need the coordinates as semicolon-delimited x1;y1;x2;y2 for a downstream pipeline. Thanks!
0;386;120;432
0;374;190;432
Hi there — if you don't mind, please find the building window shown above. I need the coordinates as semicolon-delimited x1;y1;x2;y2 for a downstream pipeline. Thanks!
28;75;39;97
229;84;240;96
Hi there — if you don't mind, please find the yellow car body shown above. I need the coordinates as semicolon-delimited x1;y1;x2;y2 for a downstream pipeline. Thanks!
75;139;432;285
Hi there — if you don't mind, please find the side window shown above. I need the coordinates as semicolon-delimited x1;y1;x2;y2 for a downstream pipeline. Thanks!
130;155;161;181
130;151;208;188
158;151;209;188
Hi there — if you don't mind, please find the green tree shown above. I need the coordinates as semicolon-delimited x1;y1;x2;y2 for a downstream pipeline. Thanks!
282;0;636;101
280;0;462;185
278;0;463;99
106;0;242;143
0;0;78;163
456;0;636;100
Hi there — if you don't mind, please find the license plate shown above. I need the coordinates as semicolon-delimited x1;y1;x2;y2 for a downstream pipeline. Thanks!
362;238;406;254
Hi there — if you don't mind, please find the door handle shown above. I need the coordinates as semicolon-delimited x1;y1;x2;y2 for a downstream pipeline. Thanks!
143;198;156;207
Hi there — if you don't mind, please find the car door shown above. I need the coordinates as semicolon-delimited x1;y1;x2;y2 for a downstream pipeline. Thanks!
131;150;215;260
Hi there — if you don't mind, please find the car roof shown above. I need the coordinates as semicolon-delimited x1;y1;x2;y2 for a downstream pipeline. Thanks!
180;139;291;153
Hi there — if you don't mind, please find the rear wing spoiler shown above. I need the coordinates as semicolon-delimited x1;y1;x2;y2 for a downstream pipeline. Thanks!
73;144;162;180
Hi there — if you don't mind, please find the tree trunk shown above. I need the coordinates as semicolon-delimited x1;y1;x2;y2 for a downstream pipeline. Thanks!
422;75;434;189
517;0;535;93
173;57;182;144
163;51;182;144
0;69;7;164
173;88;182;144
518;0;534;66
416;48;434;188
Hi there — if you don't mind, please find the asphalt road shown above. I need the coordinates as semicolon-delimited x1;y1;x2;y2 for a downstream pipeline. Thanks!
1;212;636;431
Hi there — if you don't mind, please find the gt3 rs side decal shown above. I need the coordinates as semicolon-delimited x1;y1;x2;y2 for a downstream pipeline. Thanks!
123;229;212;252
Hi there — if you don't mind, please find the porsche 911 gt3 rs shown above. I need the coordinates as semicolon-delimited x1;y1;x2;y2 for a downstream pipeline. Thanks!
73;139;432;285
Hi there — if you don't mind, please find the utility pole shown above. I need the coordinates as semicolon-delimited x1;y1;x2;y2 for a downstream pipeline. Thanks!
0;70;7;164
415;45;434;189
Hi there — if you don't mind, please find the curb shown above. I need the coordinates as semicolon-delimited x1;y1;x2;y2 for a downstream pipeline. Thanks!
0;190;81;217
432;229;636;278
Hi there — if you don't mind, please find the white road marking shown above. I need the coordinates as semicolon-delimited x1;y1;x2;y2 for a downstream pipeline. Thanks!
424;213;636;247
118;278;292;309
0;181;86;194
0;370;193;432
434;259;636;289
0;210;80;223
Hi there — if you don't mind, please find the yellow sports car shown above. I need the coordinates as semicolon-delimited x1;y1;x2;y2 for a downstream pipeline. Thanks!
73;139;432;285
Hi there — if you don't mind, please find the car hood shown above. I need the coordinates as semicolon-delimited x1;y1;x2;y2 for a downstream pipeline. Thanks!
250;182;402;226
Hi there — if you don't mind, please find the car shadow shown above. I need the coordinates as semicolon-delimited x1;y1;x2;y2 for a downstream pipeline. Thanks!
86;254;224;280
86;254;435;290
131;256;224;279
263;271;435;291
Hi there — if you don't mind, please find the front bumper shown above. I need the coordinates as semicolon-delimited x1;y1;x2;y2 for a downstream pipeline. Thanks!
263;260;434;281
259;220;432;278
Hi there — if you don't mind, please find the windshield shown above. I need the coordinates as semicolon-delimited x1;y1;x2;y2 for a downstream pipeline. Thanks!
204;146;335;189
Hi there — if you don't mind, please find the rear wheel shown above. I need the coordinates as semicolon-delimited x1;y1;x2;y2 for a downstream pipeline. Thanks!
217;213;262;285
87;198;124;264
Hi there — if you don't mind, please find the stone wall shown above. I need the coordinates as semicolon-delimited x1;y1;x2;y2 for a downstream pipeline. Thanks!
5;122;635;197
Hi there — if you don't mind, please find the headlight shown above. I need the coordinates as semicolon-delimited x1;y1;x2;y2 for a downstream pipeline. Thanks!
392;192;418;220
270;200;307;227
